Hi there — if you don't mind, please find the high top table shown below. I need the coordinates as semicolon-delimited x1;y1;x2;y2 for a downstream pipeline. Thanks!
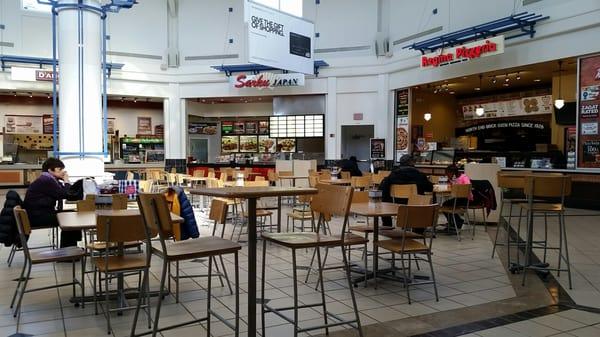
190;186;318;337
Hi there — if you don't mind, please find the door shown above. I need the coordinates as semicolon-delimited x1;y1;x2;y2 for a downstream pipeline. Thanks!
189;138;209;163
341;125;374;172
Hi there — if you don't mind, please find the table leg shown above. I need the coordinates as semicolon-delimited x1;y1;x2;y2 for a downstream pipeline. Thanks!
247;197;257;337
373;216;379;288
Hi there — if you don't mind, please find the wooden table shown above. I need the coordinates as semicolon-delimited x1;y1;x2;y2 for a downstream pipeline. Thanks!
57;209;183;231
190;186;318;337
350;202;399;286
319;178;352;185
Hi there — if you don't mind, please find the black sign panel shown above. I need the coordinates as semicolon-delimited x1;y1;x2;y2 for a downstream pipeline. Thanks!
290;32;311;58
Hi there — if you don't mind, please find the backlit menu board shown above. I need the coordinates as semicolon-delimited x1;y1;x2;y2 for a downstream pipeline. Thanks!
269;114;324;138
395;88;410;161
577;54;600;169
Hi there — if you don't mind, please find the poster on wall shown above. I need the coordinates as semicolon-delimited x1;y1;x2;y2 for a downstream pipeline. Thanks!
137;117;152;135
395;88;410;161
5;115;43;134
577;54;600;169
258;121;270;134
221;136;239;153
222;121;234;134
370;138;385;159
277;138;296;152
240;135;258;152
245;121;258;134
258;135;276;153
188;122;217;135
42;115;54;134
108;118;116;135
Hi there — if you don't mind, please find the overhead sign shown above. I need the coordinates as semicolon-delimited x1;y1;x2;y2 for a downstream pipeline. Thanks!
245;1;314;74
420;35;505;68
577;54;600;169
461;121;547;134
11;67;58;82
231;72;305;89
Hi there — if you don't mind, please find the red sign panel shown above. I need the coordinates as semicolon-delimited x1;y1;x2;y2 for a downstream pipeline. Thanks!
577;54;600;169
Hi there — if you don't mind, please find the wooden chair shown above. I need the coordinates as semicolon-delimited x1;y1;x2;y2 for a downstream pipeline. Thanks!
77;198;96;212
267;170;278;186
519;174;572;289
390;184;417;203
137;193;241;337
287;194;314;232
376;204;440;303
319;171;332;181
380;194;433;240
255;175;266;182
93;213;152;334
261;184;364;337
126;171;135;180
111;194;128;210
439;184;472;241
351;176;371;191
11;207;85;319
371;173;386;186
235;181;274;239
193;170;204;178
340;171;351;179
308;175;319;188
348;190;372;287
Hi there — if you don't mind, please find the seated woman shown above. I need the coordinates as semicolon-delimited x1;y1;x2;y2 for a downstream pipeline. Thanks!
23;158;81;247
441;164;472;230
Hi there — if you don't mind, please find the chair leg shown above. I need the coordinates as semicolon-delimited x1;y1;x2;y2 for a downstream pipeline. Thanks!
304;247;317;284
560;213;573;290
93;266;98;315
401;255;410;303
341;245;363;337
261;240;267;337
7;244;17;267
522;210;533;287
80;256;86;308
213;256;226;289
219;255;234;295
315;247;329;336
175;261;180;303
428;251;439;302
152;259;169;337
557;214;563;277
482;208;487;232
13;262;31;318
543;213;549;264
234;252;240;337
10;260;27;308
105;271;111;334
130;269;148;337
492;200;505;259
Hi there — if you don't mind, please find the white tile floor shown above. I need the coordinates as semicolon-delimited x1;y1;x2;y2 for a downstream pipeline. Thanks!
458;309;600;337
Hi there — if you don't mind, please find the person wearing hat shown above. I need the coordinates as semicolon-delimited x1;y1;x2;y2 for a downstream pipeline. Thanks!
379;154;433;227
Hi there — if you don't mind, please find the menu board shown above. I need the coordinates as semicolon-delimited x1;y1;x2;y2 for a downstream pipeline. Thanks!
239;135;258;152
370;138;385;159
5;115;43;134
578;54;600;169
245;121;258;134
258;121;270;134
269;115;324;138
461;95;553;120
222;121;234;134
234;122;245;134
396;89;409;116
221;136;239;153
277;138;296;152
188;122;218;135
42;115;54;134
258;135;276;153
396;116;409;160
137;117;152;135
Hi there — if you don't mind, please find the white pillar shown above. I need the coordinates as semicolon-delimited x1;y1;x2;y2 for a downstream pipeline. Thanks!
163;83;187;171
57;0;105;180
325;77;337;160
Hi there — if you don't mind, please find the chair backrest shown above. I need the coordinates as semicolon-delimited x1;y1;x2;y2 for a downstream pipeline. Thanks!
351;176;371;190
206;178;219;188
13;206;33;259
126;171;135;180
390;184;417;199
138;180;152;193
77;198;96;212
371;173;385;185
209;199;228;225
351;190;369;204
308;175;319;187
278;171;293;177
207;171;216;179
311;184;353;237
408;194;433;205
319;171;332;180
451;184;472;198
244;180;269;187
96;214;147;243
429;175;440;184
308;169;317;176
340;171;351;179
193;170;204;178
255;176;266;181
524;174;572;199
497;172;529;189
170;167;177;174
111;194;128;210
137;193;174;239
267;170;278;182
396;204;439;231
379;170;391;177
219;172;228;182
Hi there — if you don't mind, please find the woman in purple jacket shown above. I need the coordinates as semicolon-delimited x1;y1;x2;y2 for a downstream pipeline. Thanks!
23;158;81;247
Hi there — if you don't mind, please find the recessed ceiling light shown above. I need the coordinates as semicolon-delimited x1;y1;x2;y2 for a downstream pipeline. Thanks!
533;78;541;82
516;72;521;80
474;87;481;91
133;97;137;103
462;76;468;79
201;99;206;102
258;97;262;100
503;83;509;87
492;77;497;84
220;98;224;101
449;91;455;94
29;92;33;98
13;92;17;96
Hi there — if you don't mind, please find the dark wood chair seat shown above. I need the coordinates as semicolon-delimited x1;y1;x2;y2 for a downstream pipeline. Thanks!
376;239;429;254
152;237;241;261
518;203;564;213
86;241;142;251
93;255;147;272
262;232;367;249
349;225;374;233
379;229;423;239
242;209;273;217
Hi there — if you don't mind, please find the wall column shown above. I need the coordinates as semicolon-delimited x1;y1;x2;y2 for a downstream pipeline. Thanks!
326;77;337;160
163;83;187;172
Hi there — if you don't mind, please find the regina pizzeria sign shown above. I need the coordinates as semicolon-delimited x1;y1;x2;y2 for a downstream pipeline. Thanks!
420;35;505;68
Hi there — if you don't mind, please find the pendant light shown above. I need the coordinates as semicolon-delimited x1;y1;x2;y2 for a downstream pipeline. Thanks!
554;60;565;109
475;74;485;116
424;113;432;121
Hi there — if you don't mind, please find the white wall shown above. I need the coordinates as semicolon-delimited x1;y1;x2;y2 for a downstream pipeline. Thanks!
187;101;273;118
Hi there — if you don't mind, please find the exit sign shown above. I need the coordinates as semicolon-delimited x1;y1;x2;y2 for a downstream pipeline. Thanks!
353;113;363;121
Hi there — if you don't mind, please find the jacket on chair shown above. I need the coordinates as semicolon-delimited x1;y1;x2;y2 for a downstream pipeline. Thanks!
164;187;199;240
0;190;23;247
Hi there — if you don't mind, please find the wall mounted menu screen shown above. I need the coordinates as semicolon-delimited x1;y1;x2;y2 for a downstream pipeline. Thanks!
577;54;600;169
269;114;323;138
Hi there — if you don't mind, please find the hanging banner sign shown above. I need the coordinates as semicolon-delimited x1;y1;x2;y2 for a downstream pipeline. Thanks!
245;1;314;74
460;121;547;134
577;54;600;169
11;67;59;82
231;72;305;89
420;35;505;68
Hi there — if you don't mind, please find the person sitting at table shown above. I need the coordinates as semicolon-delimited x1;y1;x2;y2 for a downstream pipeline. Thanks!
440;164;473;230
23;158;81;248
339;156;363;177
379;154;433;228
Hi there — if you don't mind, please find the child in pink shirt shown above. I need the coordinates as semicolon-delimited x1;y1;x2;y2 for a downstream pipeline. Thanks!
441;165;473;229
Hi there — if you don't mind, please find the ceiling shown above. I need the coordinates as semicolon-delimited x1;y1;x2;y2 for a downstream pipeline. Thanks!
414;58;578;97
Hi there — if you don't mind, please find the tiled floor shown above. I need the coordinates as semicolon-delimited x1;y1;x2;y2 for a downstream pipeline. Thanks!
1;188;599;337
458;309;600;337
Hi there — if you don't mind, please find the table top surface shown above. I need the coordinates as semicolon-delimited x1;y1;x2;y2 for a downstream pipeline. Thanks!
279;176;309;179
350;202;399;216
433;184;451;193
57;209;183;231
190;186;318;198
320;179;352;185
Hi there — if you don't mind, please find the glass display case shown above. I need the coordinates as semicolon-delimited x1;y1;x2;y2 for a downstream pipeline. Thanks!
432;149;455;165
414;151;433;165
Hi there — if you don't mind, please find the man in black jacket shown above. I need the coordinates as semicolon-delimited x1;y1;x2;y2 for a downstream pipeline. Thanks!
379;155;433;227
339;156;363;177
